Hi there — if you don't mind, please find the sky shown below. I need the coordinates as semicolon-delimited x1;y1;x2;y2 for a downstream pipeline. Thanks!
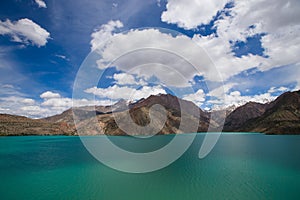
0;0;299;118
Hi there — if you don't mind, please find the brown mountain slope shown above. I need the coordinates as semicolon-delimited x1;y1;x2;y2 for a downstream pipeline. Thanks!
223;102;268;131
0;114;75;136
72;94;213;135
1;91;300;136
237;91;300;134
1;94;210;136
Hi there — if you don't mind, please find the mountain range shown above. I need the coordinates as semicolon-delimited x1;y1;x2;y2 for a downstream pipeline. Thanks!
1;90;300;136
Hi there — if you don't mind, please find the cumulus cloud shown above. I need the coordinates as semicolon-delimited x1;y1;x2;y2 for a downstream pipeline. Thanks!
21;98;36;105
212;0;300;72
0;18;50;47
160;0;300;84
161;0;229;29
268;86;288;94
40;91;114;113
225;90;276;107
208;88;280;110
112;73;146;85
40;91;61;99
0;96;48;118
85;85;166;101
35;0;47;8
91;24;220;86
192;34;266;81
183;89;205;106
0;91;115;118
91;20;123;51
41;97;112;110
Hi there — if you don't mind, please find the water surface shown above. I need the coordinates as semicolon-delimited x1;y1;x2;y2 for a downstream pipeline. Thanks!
0;134;299;199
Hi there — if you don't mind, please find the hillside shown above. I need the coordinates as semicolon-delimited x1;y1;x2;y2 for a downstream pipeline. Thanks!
1;91;300;135
223;102;268;131
0;114;75;136
70;94;214;135
236;91;300;134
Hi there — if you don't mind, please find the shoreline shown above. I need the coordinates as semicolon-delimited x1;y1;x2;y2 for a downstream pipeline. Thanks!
2;132;288;137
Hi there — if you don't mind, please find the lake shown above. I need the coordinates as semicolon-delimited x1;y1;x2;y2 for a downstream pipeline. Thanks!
0;134;300;200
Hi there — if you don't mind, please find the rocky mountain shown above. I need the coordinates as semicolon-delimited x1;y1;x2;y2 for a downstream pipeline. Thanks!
234;91;300;134
0;94;213;136
1;91;300;136
223;102;268;131
0;114;75;136
74;94;214;135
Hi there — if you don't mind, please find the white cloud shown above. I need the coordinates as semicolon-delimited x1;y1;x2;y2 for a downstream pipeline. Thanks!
55;54;69;61
112;73;146;85
20;106;50;117
206;82;292;109
183;89;205;106
226;91;276;107
113;73;137;85
21;98;36;105
41;97;112;110
215;0;300;42
0;18;50;47
192;34;266;81
161;0;229;29
91;20;123;51
0;107;9;111
0;84;21;97
208;88;279;110
92;25;220;86
0;96;48;118
39;91;114;113
212;0;300;72
0;91;115;118
160;0;300;84
35;0;47;8
1;84;14;89
40;91;61;99
268;86;288;94
85;85;166;101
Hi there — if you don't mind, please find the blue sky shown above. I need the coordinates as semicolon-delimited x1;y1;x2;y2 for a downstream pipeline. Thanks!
0;0;299;118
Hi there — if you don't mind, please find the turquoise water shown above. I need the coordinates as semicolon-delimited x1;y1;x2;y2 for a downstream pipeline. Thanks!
0;134;300;200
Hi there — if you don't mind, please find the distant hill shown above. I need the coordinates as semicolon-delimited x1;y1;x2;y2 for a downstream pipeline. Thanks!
223;102;268;131
0;94;213;136
234;91;300;134
1;90;300;136
0;114;75;136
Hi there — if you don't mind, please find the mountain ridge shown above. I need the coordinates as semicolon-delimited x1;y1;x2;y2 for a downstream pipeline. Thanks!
229;90;300;134
1;91;300;136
